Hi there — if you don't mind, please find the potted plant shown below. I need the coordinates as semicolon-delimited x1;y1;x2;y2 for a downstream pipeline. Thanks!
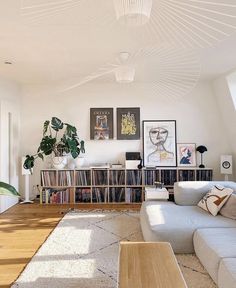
23;117;85;171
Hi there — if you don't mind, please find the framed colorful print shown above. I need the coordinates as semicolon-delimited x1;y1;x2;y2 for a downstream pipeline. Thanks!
90;108;113;140
177;143;196;167
117;107;140;140
143;120;177;167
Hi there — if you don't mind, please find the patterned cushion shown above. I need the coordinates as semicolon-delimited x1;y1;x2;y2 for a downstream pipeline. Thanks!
220;194;236;220
197;185;233;216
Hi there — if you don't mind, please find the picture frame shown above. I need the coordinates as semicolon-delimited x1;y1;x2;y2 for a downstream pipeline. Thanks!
117;107;140;140
177;143;196;167
143;120;177;167
90;108;113;140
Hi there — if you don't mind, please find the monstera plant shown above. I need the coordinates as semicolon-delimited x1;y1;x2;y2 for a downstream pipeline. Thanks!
23;117;85;171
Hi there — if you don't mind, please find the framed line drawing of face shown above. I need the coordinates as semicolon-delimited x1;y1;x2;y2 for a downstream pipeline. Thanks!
90;108;113;140
117;107;140;140
143;120;177;167
177;143;196;167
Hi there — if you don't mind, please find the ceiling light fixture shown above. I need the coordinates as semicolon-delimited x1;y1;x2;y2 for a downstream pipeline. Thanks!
115;52;135;83
115;66;135;83
113;0;153;26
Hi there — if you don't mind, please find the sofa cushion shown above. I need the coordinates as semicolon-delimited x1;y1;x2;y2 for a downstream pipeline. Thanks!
220;194;236;220
140;201;236;253
197;185;233;216
193;228;236;283
174;181;236;206
218;258;236;288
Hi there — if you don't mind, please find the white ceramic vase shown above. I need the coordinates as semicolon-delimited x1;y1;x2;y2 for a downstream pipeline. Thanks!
74;157;85;168
52;156;67;169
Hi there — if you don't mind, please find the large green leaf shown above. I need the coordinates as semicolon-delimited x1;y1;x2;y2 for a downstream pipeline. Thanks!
66;138;79;158
51;117;63;132
71;149;79;159
39;136;56;155
23;155;35;170
64;123;77;137
43;120;50;136
55;142;67;156
0;182;20;196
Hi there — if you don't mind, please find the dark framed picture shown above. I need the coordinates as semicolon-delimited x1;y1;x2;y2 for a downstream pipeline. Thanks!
143;120;177;167
117;107;140;140
90;108;113;140
177;143;196;167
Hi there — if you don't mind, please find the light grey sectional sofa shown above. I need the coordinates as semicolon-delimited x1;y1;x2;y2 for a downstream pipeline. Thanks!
140;181;236;288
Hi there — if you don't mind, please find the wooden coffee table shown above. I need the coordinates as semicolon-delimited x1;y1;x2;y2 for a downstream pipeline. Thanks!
119;242;187;288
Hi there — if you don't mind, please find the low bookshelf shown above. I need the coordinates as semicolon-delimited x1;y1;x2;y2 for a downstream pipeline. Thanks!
40;167;213;204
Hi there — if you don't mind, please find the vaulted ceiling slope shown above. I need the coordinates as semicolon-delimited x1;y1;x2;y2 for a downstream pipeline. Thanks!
0;0;235;86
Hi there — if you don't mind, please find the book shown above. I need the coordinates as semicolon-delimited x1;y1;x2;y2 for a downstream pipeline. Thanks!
90;163;111;168
111;164;123;168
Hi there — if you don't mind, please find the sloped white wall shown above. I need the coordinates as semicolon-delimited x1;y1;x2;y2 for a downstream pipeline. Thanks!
20;80;232;194
213;75;236;179
0;77;21;190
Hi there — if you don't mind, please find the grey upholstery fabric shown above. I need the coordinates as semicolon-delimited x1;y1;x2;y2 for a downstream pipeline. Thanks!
220;194;236;220
193;228;236;283
218;258;236;288
174;181;236;206
140;201;236;253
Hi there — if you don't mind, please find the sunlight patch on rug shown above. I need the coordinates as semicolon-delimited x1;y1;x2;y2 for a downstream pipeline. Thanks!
12;210;216;288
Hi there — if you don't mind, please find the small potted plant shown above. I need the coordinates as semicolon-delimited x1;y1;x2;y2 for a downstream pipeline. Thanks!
23;117;85;171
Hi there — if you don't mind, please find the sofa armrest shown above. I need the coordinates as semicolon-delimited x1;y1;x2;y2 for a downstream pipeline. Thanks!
174;181;236;206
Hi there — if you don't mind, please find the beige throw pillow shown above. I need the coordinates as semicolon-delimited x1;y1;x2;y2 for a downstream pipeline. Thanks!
220;194;236;220
197;185;233;216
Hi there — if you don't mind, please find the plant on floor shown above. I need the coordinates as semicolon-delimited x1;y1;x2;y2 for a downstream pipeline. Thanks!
23;117;85;171
0;181;20;196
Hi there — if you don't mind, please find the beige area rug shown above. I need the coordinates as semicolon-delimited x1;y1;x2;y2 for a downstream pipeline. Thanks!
12;210;216;288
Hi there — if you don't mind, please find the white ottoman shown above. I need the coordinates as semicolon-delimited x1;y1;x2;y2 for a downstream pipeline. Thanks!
193;228;236;283
218;258;236;288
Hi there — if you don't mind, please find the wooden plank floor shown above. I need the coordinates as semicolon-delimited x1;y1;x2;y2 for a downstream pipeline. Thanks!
0;203;140;288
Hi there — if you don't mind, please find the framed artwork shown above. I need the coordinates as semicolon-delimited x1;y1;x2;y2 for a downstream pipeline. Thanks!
143;120;177;167
90;108;113;140
117;107;140;140
177;143;196;167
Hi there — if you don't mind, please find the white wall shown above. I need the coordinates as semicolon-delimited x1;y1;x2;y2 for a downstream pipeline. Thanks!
20;80;232;194
226;72;236;109
0;77;21;190
213;75;236;179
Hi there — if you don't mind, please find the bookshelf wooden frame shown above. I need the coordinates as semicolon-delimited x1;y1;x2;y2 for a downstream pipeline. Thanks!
40;167;213;204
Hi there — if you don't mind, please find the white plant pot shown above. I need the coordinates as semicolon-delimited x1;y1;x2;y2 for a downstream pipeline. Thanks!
67;156;76;169
74;157;85;168
52;156;67;169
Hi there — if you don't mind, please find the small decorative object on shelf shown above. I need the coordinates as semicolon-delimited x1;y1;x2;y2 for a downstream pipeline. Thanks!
220;155;233;181
137;158;143;170
125;152;141;169
196;145;208;168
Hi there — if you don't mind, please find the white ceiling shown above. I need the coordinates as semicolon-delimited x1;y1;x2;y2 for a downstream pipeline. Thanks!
0;0;236;85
